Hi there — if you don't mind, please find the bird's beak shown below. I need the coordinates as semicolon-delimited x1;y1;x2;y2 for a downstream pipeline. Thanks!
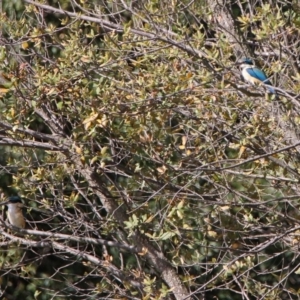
0;200;10;205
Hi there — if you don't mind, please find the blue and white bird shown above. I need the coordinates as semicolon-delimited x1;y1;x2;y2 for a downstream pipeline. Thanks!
0;196;25;228
239;58;277;96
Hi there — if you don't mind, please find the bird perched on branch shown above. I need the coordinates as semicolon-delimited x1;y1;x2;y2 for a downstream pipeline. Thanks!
238;58;277;97
0;196;25;228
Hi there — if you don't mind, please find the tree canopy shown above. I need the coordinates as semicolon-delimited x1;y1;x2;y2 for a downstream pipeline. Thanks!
1;0;300;299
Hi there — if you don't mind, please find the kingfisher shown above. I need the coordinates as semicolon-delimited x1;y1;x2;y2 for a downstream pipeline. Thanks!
0;196;25;228
239;58;277;96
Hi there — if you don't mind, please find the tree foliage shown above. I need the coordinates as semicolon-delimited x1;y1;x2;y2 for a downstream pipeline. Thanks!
0;0;300;299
